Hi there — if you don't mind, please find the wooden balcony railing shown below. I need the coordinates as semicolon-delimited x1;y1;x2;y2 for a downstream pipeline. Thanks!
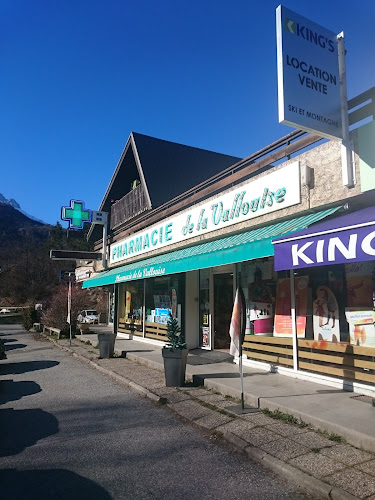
110;184;148;230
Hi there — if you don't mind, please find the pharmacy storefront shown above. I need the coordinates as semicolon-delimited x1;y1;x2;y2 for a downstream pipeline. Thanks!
83;162;340;352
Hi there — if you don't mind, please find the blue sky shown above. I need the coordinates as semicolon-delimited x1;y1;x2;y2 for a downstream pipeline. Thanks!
1;0;374;226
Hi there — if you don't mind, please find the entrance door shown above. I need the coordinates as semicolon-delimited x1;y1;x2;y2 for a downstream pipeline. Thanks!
213;273;233;350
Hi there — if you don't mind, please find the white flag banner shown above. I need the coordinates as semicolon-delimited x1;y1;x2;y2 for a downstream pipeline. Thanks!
229;288;243;357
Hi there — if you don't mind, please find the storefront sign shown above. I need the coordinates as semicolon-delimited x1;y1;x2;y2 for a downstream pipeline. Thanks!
110;162;300;264
115;266;166;282
276;5;341;139
273;208;375;271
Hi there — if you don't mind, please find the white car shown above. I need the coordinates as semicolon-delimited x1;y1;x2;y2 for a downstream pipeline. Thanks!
0;308;11;314
77;310;99;324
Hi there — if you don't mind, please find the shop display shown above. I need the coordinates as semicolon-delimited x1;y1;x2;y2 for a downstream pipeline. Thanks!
247;301;273;335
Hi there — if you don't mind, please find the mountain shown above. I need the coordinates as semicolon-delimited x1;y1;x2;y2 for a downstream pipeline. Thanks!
0;202;51;248
0;193;46;223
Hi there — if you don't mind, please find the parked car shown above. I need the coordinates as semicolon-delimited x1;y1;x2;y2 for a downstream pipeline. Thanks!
0;308;11;314
77;309;99;324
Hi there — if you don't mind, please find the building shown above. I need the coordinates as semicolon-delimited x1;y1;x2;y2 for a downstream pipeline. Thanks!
83;87;375;396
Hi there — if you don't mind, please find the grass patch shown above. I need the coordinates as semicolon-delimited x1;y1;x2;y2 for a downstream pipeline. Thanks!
262;408;307;427
158;397;168;405
210;429;224;439
197;400;234;418
319;430;346;443
79;339;92;346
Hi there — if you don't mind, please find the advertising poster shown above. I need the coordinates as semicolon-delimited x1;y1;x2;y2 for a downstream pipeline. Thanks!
313;286;340;342
202;326;210;348
125;291;131;318
345;308;375;347
274;276;309;338
171;289;177;318
345;262;374;308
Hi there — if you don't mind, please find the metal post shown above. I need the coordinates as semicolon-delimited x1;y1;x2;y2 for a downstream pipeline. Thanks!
337;31;355;188
142;279;146;338
113;284;118;336
102;222;108;270
290;270;298;372
68;279;72;347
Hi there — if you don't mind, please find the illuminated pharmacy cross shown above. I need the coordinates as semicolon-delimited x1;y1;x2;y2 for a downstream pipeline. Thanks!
61;200;91;229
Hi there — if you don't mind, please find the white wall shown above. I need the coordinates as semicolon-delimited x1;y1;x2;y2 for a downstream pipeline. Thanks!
185;270;199;349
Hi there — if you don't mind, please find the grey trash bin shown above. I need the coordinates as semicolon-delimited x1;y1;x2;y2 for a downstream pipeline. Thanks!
98;333;116;358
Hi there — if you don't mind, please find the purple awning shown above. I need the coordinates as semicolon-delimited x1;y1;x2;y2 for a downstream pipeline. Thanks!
272;207;375;271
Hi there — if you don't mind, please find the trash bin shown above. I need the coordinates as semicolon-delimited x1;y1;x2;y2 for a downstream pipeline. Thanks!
98;333;116;358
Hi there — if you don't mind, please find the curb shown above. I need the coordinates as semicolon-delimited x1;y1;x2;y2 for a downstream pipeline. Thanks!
46;336;361;500
243;445;358;500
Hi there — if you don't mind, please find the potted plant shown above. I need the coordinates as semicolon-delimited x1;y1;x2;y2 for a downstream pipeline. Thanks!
162;314;188;387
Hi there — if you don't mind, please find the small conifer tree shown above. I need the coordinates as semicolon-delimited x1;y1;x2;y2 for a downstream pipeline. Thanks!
165;314;186;351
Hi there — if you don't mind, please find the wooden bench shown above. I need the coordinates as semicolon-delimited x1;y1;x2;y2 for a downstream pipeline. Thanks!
43;326;62;339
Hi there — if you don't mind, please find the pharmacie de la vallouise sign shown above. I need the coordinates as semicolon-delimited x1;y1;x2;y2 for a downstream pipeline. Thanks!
276;5;342;140
110;162;301;265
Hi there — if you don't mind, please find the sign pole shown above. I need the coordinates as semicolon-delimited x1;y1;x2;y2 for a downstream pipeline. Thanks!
337;31;355;188
67;277;72;347
102;221;108;270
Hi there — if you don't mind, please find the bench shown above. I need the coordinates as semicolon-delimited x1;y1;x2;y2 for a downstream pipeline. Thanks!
33;322;42;332
43;326;62;339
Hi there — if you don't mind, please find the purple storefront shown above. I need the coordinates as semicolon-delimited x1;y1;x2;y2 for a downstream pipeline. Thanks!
267;207;375;394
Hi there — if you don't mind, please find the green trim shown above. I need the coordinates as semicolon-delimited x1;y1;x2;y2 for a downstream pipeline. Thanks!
83;206;340;288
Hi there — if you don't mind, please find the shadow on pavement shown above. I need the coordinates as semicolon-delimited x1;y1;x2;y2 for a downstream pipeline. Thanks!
0;408;59;457
0;360;59;375
5;343;27;351
0;379;42;404
0;469;112;499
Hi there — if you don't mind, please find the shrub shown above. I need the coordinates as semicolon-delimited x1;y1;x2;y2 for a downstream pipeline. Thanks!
41;284;92;332
22;307;38;331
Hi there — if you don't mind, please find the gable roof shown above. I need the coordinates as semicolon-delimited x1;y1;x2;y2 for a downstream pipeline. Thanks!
131;132;241;208
90;132;241;240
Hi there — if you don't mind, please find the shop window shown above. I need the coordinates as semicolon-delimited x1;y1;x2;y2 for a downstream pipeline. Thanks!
144;274;185;337
344;261;375;348
238;258;277;339
118;280;143;334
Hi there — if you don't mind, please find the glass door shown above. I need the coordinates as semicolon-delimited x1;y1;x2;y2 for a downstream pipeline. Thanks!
213;273;234;350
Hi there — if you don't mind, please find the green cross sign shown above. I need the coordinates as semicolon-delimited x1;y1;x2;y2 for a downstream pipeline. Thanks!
61;200;92;229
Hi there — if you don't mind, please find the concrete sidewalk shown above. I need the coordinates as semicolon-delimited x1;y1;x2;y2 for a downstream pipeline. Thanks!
85;325;375;453
51;326;375;500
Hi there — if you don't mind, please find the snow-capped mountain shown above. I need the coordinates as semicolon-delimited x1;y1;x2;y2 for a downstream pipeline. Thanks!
0;193;47;224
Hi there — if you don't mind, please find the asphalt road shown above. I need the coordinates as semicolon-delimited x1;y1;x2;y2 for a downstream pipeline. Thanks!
0;326;316;500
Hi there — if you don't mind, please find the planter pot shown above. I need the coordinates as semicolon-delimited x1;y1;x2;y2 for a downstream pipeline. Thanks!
98;333;116;359
162;348;188;387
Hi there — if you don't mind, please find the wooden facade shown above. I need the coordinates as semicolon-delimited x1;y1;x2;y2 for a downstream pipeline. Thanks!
243;336;375;385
